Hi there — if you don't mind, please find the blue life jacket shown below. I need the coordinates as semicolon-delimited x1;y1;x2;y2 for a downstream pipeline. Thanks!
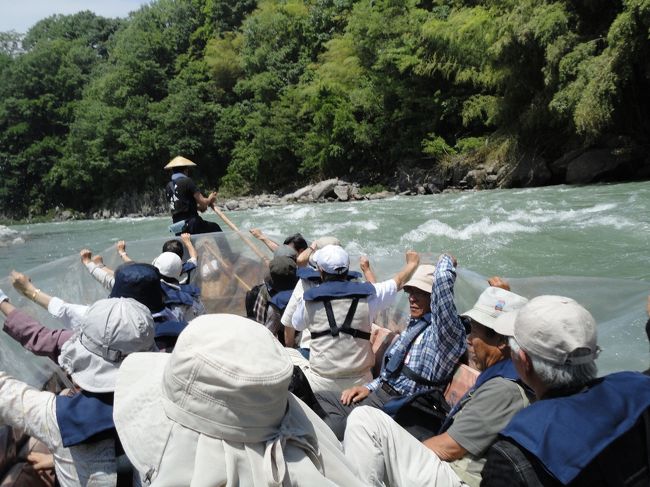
268;289;293;312
501;371;650;485
439;358;521;433
304;281;376;341
297;268;362;282
304;280;376;301
160;281;195;306
382;313;438;387
155;320;188;338
56;391;115;447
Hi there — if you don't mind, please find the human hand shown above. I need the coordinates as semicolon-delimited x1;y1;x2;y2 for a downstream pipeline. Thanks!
181;233;192;245
340;386;371;406
80;249;92;264
116;240;126;253
208;192;217;203
487;276;510;291
249;228;264;239
359;256;371;272
10;271;36;297
27;451;54;471
405;250;420;266
440;253;457;267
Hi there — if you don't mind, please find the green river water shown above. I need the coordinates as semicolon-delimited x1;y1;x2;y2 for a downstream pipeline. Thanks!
0;181;648;383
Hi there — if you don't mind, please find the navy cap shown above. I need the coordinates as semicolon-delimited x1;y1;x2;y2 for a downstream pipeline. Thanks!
110;263;164;313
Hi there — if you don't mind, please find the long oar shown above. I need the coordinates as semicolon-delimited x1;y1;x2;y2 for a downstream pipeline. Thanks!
211;205;270;262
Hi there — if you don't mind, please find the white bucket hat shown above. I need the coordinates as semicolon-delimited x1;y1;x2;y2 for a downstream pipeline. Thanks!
114;314;363;485
58;298;155;393
403;264;435;294
312;244;349;275
495;295;600;365
462;287;529;334
152;252;182;281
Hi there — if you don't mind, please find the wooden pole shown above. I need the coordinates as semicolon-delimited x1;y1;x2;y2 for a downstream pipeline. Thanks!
201;243;252;292
210;205;270;262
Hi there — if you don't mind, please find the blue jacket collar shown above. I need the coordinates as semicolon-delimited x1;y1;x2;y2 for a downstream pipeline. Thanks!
55;391;115;447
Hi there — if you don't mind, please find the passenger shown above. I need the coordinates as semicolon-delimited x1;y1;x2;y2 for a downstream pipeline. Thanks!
281;236;342;357
113;314;367;486
288;245;419;394
481;295;650;487
116;232;198;284
151;251;205;322
164;155;222;235
10;264;184;353
343;286;531;487
0;293;155;486
247;255;299;344
249;228;309;258
315;255;467;439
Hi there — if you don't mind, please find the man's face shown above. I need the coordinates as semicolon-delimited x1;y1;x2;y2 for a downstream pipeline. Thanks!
406;288;431;319
467;320;504;371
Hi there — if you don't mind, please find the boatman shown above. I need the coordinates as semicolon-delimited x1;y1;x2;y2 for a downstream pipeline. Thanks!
164;155;222;235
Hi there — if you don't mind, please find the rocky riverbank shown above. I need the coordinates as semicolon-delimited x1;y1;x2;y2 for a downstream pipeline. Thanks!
34;140;650;222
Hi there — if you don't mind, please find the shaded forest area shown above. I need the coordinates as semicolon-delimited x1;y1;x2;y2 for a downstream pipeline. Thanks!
1;0;649;218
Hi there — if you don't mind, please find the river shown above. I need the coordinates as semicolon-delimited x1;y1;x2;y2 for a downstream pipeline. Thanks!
0;181;648;381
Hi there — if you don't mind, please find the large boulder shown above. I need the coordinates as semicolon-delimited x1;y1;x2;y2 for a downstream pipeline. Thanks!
333;184;350;201
501;155;552;187
565;147;645;184
463;169;487;188
311;178;339;200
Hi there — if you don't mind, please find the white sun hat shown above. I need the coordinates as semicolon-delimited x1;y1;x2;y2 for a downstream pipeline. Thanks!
113;314;365;486
58;298;155;393
461;287;529;334
151;252;183;281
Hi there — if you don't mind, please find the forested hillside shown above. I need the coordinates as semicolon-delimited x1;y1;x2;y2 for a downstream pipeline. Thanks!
1;0;649;218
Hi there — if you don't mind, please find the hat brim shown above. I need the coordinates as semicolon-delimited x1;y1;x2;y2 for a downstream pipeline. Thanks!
58;335;122;393
403;281;433;295
461;307;517;337
114;352;338;483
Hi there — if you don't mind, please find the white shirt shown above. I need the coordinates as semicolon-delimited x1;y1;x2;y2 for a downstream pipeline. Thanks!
47;298;88;332
290;279;398;331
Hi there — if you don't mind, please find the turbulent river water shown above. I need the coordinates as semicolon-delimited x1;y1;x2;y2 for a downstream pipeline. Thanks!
0;181;648;383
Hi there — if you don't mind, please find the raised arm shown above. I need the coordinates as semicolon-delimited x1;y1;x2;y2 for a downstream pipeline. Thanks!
10;271;52;309
359;255;376;284
391;250;420;290
116;240;133;263
249;229;280;253
81;249;115;291
181;233;198;261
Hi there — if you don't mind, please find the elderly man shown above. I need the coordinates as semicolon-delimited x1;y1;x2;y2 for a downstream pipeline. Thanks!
481;295;650;486
343;286;530;487
316;255;467;439
288;245;419;394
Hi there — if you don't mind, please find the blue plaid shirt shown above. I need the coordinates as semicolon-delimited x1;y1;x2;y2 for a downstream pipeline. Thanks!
367;254;467;396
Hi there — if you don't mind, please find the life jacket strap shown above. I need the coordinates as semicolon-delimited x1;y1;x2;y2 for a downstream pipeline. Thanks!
401;364;447;387
310;298;371;340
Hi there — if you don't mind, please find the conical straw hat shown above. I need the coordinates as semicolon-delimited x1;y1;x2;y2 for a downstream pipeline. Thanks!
164;156;197;170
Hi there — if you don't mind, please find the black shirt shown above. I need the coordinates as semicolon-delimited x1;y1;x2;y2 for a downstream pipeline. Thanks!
166;176;198;222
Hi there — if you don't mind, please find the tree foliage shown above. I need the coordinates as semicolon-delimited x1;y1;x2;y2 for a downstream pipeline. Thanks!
1;0;648;217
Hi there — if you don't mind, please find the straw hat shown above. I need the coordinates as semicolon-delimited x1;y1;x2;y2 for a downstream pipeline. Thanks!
164;156;197;170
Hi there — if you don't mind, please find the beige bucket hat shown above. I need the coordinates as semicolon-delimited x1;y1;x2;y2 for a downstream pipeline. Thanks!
114;314;364;486
403;264;436;294
163;156;197;170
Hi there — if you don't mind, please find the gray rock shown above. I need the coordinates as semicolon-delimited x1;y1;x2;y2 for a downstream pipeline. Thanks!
333;184;349;201
102;209;111;219
225;200;239;211
60;210;73;220
504;155;552;187
287;185;313;201
311;178;339;200
565;148;642;184
416;185;426;195
367;191;395;200
464;169;487;188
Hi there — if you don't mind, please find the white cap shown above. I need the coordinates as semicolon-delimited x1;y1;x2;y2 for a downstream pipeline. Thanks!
495;295;600;365
462;287;529;334
152;252;183;281
312;245;349;275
